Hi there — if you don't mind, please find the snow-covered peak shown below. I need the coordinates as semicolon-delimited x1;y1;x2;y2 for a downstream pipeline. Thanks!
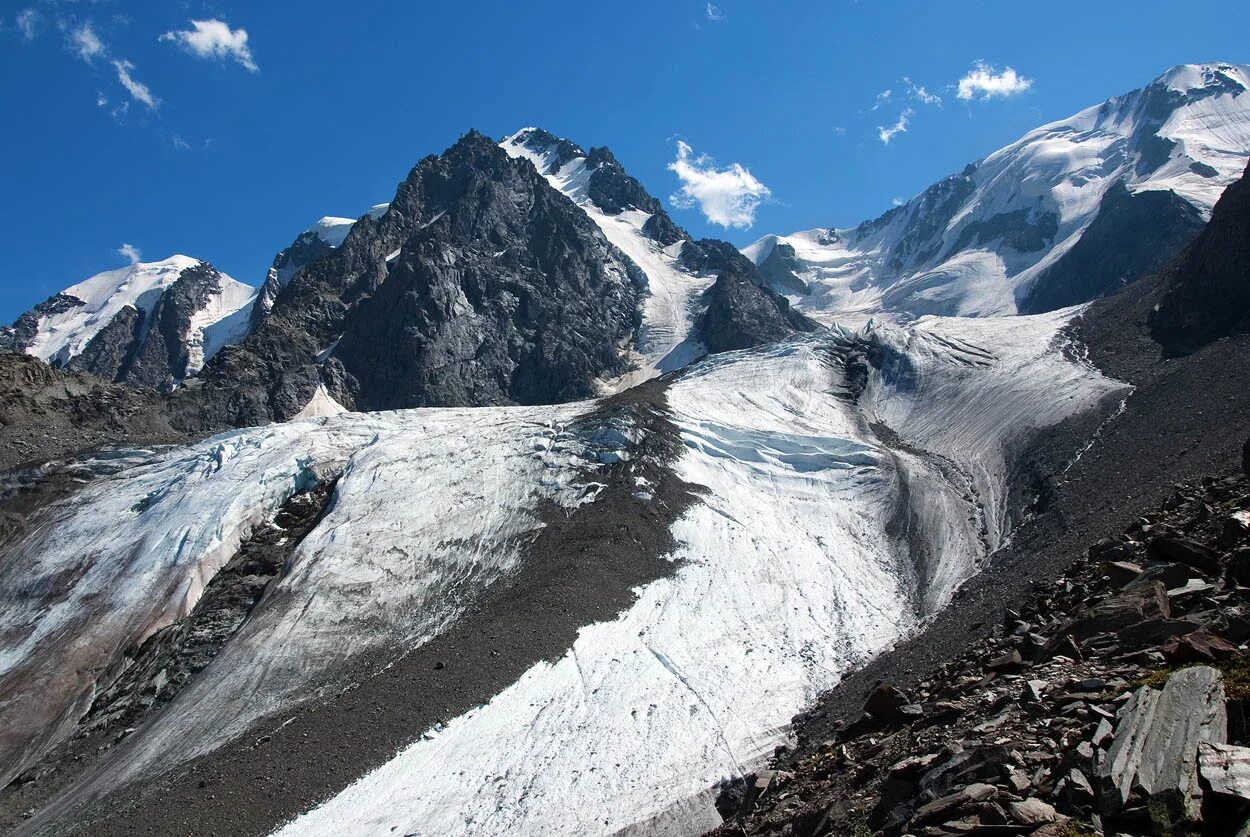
747;62;1250;321
1156;62;1249;94
25;256;251;367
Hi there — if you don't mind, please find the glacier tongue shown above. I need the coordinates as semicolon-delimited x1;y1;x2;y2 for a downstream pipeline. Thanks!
272;308;1127;836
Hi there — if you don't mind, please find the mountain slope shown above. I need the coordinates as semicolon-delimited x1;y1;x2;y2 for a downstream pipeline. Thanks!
0;257;256;390
1149;158;1250;354
747;62;1250;321
501;128;812;389
248;207;388;328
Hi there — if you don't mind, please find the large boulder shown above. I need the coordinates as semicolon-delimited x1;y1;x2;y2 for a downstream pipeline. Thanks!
1097;666;1227;828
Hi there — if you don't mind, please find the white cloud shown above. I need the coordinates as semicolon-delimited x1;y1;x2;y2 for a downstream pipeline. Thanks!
957;60;1032;101
160;19;258;72
15;8;38;41
877;108;913;145
113;59;158;109
904;76;941;106
69;22;104;62
96;91;107;107
172;134;191;150
118;243;142;265
668;140;771;230
871;89;892;110
892;197;905;207
705;3;725;21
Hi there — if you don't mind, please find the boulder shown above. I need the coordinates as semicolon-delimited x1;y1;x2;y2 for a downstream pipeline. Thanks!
1098;666;1227;827
1005;797;1058;825
1059;583;1171;642
911;782;998;825
1147;535;1221;575
1161;630;1242;663
864;683;910;723
1105;560;1144;587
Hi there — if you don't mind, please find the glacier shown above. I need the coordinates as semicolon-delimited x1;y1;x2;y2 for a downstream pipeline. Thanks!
270;309;1126;836
0;300;1124;834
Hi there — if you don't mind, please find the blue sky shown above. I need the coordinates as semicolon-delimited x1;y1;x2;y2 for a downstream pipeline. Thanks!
1;0;1247;322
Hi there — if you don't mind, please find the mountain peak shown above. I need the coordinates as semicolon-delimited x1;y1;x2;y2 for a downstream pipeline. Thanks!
1154;62;1249;94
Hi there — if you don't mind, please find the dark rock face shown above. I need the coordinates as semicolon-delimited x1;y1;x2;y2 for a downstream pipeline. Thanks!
678;238;757;277
123;263;225;390
250;229;339;329
756;242;811;296
1020;182;1205;314
698;268;820;353
1149;160;1250;355
180;130;646;423
0;294;85;354
945;207;1059;257
584;146;663;216
66;306;143;381
878;171;977;273
641;211;688;247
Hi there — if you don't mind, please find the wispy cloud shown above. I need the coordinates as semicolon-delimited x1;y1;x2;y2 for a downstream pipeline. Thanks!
904;76;941;106
172;134;191;150
871;89;892;111
705;3;725;22
668;140;771;229
892;197;905;207
68;22;104;63
160;19;258;72
957;60;1032;101
877;108;913;145
113;59;158;110
118;243;142;265
15;7;38;41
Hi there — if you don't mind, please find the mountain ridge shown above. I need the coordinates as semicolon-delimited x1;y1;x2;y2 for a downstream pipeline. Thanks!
746;61;1250;321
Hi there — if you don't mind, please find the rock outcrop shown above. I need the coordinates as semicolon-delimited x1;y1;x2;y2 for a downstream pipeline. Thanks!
1149;159;1250;355
0;353;183;472
698;268;820;353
